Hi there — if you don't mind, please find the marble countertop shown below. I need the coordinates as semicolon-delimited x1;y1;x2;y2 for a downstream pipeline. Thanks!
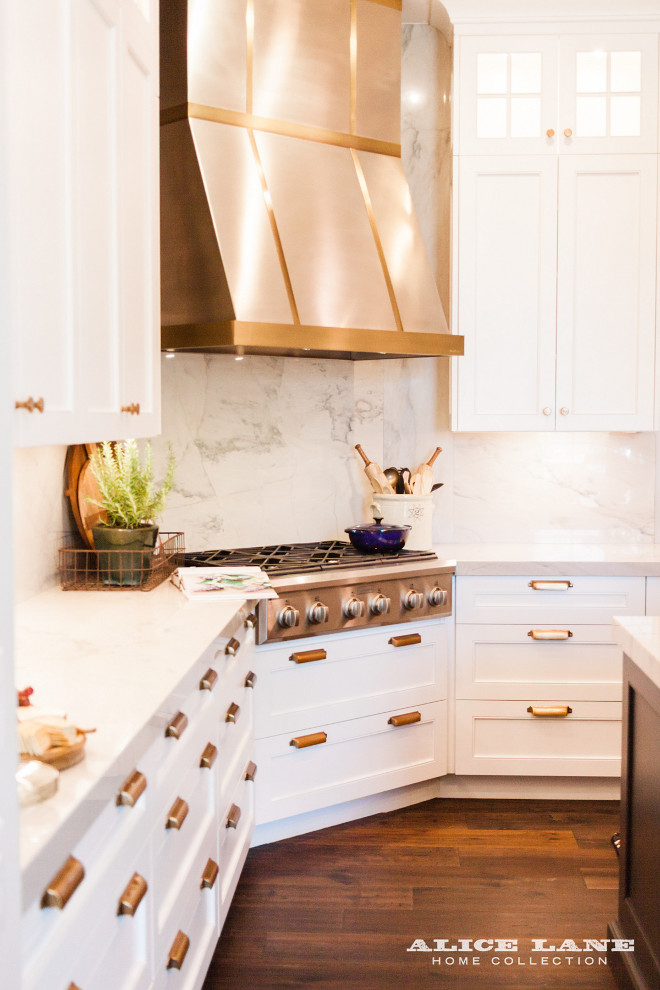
433;543;660;576
613;616;660;691
14;580;248;907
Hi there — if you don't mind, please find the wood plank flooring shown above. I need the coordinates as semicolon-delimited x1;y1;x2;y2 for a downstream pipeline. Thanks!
202;798;620;990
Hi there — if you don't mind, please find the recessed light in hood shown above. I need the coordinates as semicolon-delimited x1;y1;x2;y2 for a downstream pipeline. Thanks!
160;0;463;361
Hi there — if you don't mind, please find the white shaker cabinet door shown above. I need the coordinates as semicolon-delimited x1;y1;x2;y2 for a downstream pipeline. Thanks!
555;154;657;431
454;156;558;431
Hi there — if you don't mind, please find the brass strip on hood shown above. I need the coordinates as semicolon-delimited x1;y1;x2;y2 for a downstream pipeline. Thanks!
247;130;300;324
368;0;402;8
351;149;403;332
160;104;401;158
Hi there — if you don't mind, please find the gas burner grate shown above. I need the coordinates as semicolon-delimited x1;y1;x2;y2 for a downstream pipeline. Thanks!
181;540;437;577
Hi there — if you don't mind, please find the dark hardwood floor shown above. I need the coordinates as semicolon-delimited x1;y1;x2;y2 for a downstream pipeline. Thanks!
203;798;621;990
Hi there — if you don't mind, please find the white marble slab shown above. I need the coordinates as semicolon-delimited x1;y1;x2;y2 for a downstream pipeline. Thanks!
436;542;660;576
613;616;660;692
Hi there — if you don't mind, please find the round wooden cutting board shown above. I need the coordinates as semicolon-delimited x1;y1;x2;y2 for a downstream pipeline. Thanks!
64;444;108;548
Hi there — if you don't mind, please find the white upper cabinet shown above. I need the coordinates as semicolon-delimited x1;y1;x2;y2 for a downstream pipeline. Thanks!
457;33;658;156
10;0;160;448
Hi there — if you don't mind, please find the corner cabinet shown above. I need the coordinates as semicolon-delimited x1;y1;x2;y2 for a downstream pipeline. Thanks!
8;0;161;448
452;26;659;432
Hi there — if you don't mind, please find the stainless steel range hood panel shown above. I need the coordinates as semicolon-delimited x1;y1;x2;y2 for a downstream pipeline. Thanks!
160;0;463;360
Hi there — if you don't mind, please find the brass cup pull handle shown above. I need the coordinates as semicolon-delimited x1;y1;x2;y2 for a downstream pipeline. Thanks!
67;984;82;990
201;858;219;890
165;711;188;739
117;872;148;916
166;796;189;830
225;637;241;656
528;629;573;641
225;701;240;723
245;760;258;782
289;648;327;664
200;742;218;769
245;670;257;689
120;402;141;414
116;769;147;807
167;930;190;970
388;633;422;648
529;580;573;591
15;396;45;413
290;731;327;749
527;705;573;717
41;856;85;910
226;803;241;829
244;612;258;628
199;667;218;691
388;711;421;727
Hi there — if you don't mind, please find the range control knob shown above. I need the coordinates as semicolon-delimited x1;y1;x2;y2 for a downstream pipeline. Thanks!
370;594;391;616
428;587;448;608
308;601;329;625
403;590;424;611
344;597;365;619
277;605;300;629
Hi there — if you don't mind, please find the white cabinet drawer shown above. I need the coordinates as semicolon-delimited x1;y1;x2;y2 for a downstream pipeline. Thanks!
456;575;645;625
218;770;255;931
255;700;447;824
455;623;622;701
255;618;448;737
455;699;622;777
645;576;660;615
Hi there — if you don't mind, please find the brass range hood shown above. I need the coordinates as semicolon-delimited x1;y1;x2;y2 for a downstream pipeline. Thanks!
160;0;463;361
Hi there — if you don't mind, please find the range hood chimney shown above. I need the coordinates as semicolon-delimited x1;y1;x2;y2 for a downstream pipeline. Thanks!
160;0;463;361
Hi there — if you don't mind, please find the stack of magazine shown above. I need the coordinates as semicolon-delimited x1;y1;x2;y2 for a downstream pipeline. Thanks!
171;566;278;602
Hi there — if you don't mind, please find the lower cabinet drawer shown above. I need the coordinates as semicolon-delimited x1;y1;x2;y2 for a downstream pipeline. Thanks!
455;623;623;701
454;700;622;777
218;770;255;931
254;700;447;824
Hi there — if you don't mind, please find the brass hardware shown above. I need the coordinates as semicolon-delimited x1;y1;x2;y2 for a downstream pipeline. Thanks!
165;796;189;830
200;742;218;769
120;402;140;414
528;629;573;641
201;858;219;890
199;667;218;691
388;711;421;727
225;702;240;723
388;633;422;648
116;769;147;807
245;670;257;689
244;612;258;628
67;984;82;990
529;580;573;591
117;873;148;916
41;856;85;910
167;930;190;970
542;406;552;416
564;128;573;137
546;128;555;137
560;407;570;416
290;731;328;749
165;711;188;739
225;803;241;829
527;705;573;717
225;637;241;656
245;760;258;782
15;396;44;413
289;648;327;664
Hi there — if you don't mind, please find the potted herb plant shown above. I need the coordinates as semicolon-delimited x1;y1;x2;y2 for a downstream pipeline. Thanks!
88;439;176;586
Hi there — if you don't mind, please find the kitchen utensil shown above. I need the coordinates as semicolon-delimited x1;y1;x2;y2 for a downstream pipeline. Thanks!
402;469;413;494
354;444;392;494
344;522;411;554
413;447;443;495
383;467;401;492
431;483;444;493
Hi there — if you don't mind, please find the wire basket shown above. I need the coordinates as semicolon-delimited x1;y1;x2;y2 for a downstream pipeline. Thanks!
58;532;185;591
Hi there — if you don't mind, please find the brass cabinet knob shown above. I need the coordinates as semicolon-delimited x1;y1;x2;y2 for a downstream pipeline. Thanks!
201;858;219;889
245;760;258;782
167;930;190;970
116;769;147;807
542;406;552;416
546;128;555;137
225;701;240;723
41;856;85;910
388;711;422;727
117;873;148;916
165;796;189;830
245;670;257;689
563;127;573;137
200;742;218;769
199;667;218;691
120;402;141;414
15;396;44;413
225;803;241;829
165;711;188;739
560;406;570;416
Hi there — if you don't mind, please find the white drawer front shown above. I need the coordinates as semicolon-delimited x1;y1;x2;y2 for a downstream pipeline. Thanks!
455;624;622;701
456;575;646;625
646;576;660;615
218;772;255;930
255;619;448;736
455;699;622;777
255;700;447;824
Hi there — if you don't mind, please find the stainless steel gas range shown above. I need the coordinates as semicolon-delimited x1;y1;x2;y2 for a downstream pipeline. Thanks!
182;541;454;644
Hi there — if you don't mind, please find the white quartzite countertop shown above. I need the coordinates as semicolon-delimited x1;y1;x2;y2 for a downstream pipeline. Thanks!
14;580;249;907
434;543;660;576
613;617;660;692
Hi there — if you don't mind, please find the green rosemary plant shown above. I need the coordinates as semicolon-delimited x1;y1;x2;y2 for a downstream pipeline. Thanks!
88;439;176;529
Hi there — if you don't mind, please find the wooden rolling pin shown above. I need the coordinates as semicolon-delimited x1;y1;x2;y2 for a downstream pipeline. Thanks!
354;445;393;494
411;446;442;495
